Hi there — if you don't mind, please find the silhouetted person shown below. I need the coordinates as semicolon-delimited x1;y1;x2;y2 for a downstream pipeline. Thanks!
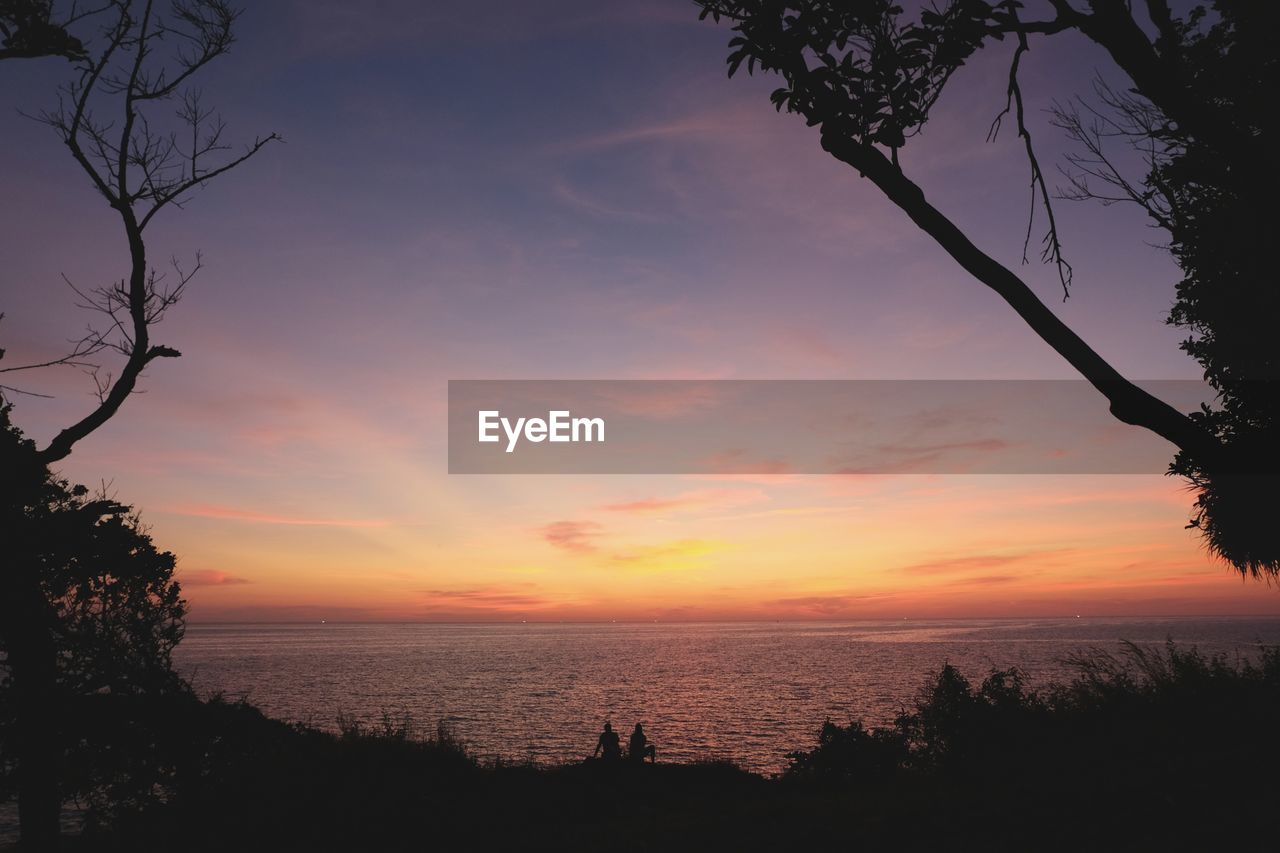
629;723;656;763
593;722;621;762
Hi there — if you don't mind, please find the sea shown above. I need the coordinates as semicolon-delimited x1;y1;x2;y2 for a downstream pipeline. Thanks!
174;616;1280;775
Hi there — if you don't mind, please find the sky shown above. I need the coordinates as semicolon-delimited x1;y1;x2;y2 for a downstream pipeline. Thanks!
1;0;1274;621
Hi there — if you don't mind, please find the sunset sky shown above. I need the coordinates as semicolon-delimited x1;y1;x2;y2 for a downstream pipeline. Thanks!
2;0;1273;621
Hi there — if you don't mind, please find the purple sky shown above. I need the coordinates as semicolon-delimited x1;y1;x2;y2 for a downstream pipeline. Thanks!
4;1;1257;622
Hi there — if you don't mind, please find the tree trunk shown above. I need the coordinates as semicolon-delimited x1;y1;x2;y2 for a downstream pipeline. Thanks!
2;574;62;849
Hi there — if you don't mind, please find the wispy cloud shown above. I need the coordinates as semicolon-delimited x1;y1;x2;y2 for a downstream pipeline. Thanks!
419;585;552;610
769;592;899;617
602;487;766;515
697;449;793;475
550;178;670;222
898;550;1069;577
559;110;755;153
836;439;1013;474
170;504;391;528
595;382;730;420
949;574;1018;586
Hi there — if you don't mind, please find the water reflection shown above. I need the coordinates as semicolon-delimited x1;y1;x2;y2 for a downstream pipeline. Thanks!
175;617;1280;773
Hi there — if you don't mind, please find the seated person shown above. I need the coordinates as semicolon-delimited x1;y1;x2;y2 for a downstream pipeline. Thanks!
629;723;656;763
593;722;621;761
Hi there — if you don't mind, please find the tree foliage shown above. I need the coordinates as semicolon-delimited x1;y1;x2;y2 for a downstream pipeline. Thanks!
0;0;87;60
0;405;189;824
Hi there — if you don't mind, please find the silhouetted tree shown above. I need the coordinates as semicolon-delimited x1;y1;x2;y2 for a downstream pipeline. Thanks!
0;0;279;455
0;1;275;844
695;1;1278;575
1;406;187;844
1047;5;1278;575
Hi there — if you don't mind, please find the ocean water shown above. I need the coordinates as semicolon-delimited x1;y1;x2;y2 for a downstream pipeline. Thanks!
174;617;1280;774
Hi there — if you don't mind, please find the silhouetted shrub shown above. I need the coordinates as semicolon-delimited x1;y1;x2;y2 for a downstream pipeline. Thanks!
785;643;1278;788
785;720;907;783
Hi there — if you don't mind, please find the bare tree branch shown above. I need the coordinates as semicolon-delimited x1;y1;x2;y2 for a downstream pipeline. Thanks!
817;132;1222;468
9;0;279;463
1050;77;1180;233
987;20;1073;300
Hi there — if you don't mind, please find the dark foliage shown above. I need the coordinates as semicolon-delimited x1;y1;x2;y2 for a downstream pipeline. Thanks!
0;405;189;835
783;718;907;783
1151;6;1280;575
1055;5;1280;574
0;0;85;61
782;643;1280;850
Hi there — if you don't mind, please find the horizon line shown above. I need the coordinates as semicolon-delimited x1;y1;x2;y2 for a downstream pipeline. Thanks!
183;613;1280;626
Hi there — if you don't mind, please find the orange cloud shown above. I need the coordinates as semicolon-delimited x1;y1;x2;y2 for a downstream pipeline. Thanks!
541;520;603;553
181;569;251;586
